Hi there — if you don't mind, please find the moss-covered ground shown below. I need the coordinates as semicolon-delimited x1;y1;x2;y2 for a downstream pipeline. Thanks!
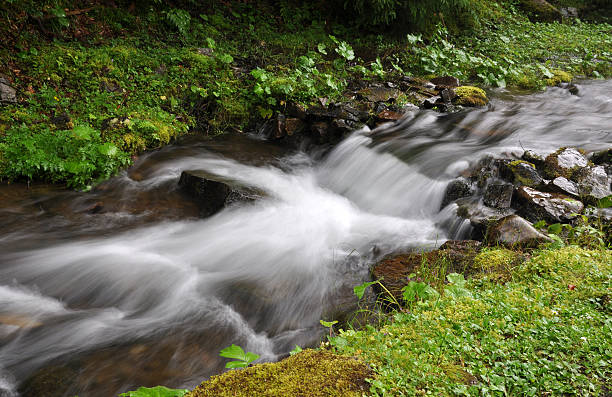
1;1;611;187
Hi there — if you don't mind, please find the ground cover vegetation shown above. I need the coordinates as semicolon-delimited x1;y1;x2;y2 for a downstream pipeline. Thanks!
0;0;611;187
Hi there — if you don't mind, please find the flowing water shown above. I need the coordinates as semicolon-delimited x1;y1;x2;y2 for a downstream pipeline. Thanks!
0;81;611;396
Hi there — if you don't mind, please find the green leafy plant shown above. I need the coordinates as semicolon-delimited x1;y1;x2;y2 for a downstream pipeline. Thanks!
320;319;339;339
219;344;259;369
401;279;440;305
443;273;472;300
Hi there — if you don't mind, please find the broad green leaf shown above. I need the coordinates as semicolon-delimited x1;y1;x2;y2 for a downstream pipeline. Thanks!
98;143;118;157
289;345;302;355
72;125;95;140
548;223;563;234
225;360;248;369
597;195;612;208
219;344;247;361
353;280;377;299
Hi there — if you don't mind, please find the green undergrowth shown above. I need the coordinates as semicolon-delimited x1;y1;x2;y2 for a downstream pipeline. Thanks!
331;245;612;396
1;1;611;187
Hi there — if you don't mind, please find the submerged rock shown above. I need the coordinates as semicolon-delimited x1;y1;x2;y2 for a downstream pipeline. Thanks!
515;186;583;223
178;170;262;217
486;215;551;248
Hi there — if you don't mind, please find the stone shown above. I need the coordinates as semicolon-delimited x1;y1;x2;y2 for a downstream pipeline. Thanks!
507;160;543;186
589;148;611;166
284;118;306;136
574;166;612;202
430;75;460;88
376;109;404;122
287;102;307;120
178;170;262;217
371;240;482;304
483;183;514;209
549;176;580;197
51;113;73;130
486;215;552;248
568;83;580;95
0;76;17;104
518;0;562;22
522;149;547;167
440;88;457;103
441;177;474;209
514;186;584;223
357;87;400;103
543;147;588;179
457;200;515;241
422;96;442;109
196;47;214;56
452;86;488;107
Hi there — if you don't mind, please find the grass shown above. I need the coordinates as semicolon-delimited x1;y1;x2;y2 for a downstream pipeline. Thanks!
331;245;612;396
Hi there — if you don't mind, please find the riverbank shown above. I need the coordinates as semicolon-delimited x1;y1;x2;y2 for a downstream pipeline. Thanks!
1;0;611;188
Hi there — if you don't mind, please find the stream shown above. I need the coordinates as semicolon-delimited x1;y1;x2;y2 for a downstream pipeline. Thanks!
0;80;611;396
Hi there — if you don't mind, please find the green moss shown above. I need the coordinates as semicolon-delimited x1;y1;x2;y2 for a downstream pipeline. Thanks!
545;69;573;86
518;0;562;22
508;160;541;186
186;349;372;397
453;86;489;107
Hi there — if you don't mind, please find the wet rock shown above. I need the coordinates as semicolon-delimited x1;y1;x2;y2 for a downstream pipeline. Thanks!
457;200;515;241
521;149;547;168
19;365;79;397
514;186;584;223
469;157;511;188
284;118;306;136
548;176;580;197
331;103;368;122
310;121;331;140
178;170;262;217
371;240;482;304
376;109;404;122
441;177;474;209
287;102;307;120
357;87;400;103
483;183;514;209
440;88;457;103
574;165;612;203
0;76;17;104
430;76;460;88
452;86;488;107
589;148;611;166
543;147;588;179
507;160;543;186
568;83;580;95
486;215;552;248
422;96;442;109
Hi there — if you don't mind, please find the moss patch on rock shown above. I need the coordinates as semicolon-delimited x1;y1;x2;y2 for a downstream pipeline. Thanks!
545;69;573;86
186;349;372;397
453;86;489;107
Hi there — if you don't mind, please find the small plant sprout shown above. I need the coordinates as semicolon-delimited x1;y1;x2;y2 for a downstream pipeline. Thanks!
219;344;259;369
320;320;338;339
289;345;303;355
119;386;189;397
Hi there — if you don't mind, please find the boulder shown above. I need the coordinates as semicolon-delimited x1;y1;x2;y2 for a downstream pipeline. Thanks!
457;200;515;240
441;177;474;209
522;149;547;167
574;165;612;203
588;148;611;166
514;186;584;223
518;0;562;22
542;147;588;179
178;170;262;217
486;215;551;248
506;160;543;186
0;76;17;104
483;183;514;209
452;86;488;107
430;76;460;88
548;176;580;197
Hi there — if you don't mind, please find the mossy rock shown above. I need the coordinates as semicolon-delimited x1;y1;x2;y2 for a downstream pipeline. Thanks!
508;160;543;186
518;0;563;21
453;86;488;107
545;69;573;86
186;349;372;397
